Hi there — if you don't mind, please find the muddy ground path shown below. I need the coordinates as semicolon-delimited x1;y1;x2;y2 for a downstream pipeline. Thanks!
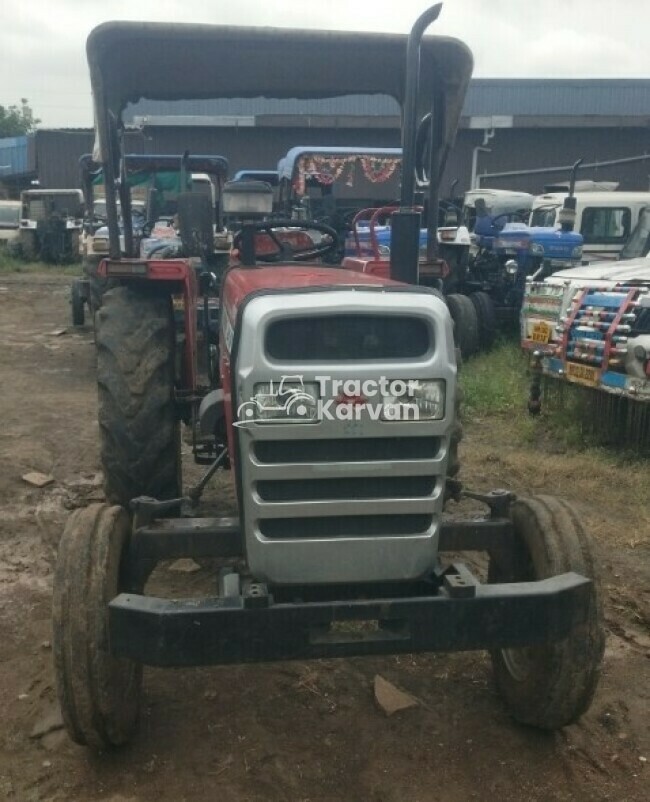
0;276;648;802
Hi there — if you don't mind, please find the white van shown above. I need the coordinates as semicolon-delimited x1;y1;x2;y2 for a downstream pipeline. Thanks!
0;200;21;245
530;191;650;262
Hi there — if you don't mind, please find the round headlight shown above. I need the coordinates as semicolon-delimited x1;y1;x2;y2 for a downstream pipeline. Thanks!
529;242;545;256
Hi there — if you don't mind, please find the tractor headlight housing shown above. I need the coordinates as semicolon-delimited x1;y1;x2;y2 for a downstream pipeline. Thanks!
571;245;583;259
381;379;446;421
529;242;545;256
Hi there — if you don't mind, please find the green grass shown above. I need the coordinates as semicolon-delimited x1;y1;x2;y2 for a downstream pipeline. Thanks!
0;249;81;275
461;339;529;417
461;338;649;457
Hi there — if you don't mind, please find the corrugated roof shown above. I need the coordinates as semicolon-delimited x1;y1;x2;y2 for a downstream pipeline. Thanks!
124;78;650;121
463;79;650;117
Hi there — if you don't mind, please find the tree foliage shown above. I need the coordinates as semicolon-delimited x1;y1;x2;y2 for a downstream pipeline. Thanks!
0;99;40;138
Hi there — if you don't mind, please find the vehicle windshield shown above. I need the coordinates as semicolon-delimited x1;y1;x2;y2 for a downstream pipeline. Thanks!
0;205;20;227
27;194;83;218
93;200;145;224
530;204;560;227
619;206;650;260
462;203;530;232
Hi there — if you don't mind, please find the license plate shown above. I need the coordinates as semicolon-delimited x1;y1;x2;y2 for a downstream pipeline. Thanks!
531;321;552;344
565;361;599;387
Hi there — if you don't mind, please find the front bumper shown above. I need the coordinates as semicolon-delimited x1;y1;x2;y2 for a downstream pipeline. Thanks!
110;513;592;666
109;572;590;666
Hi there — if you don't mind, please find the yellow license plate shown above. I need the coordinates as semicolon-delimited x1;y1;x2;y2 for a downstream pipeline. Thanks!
565;361;599;387
531;321;552;344
172;297;184;310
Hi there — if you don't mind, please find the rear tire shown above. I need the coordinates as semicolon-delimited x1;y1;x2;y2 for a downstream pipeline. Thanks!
71;279;85;327
489;495;604;730
446;293;479;359
52;504;142;749
96;286;181;507
470;291;497;350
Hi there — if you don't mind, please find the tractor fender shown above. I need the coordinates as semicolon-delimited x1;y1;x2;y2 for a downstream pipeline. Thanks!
199;389;225;436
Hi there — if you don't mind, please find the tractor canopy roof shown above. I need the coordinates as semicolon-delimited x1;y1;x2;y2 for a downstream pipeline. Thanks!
233;170;280;186
277;147;403;183
87;20;473;161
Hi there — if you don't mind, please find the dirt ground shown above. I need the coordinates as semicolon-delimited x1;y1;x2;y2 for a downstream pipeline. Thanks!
0;274;648;802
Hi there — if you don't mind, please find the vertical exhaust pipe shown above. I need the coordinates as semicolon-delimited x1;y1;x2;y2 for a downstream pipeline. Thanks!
559;158;583;232
390;3;443;284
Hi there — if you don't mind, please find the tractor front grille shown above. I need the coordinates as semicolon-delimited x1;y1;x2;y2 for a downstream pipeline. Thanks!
254;436;441;464
244;433;445;543
259;514;432;540
235;288;455;583
265;314;431;361
257;476;437;503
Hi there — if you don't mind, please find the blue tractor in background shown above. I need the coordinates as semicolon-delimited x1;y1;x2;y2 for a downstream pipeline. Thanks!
466;187;583;324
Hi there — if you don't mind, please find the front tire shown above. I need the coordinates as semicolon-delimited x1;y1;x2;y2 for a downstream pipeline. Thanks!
490;495;605;730
71;279;85;326
52;504;142;749
96;286;181;507
445;347;463;500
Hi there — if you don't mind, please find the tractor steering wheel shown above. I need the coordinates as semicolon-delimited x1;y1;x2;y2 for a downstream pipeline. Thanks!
233;220;340;263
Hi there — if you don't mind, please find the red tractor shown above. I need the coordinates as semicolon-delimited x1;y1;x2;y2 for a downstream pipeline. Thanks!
53;6;604;750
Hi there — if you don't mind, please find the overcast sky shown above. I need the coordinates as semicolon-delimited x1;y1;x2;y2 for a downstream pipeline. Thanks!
2;0;649;128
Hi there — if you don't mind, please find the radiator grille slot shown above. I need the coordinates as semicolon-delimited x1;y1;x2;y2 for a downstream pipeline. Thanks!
265;314;431;361
257;476;436;502
259;514;432;540
254;437;441;464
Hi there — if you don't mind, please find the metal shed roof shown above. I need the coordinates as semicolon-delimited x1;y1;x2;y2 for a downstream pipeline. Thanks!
463;79;650;117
